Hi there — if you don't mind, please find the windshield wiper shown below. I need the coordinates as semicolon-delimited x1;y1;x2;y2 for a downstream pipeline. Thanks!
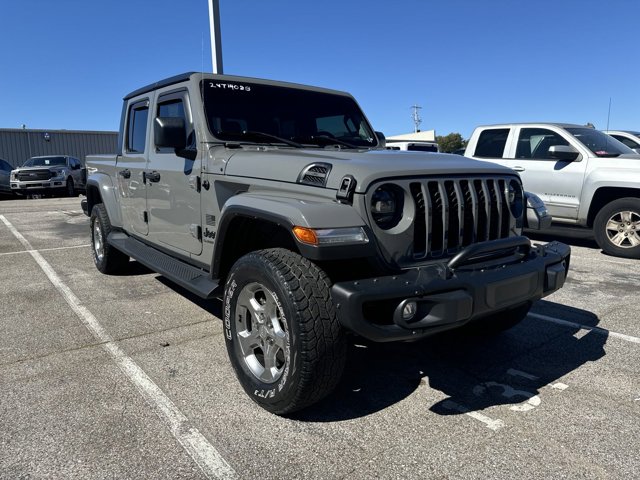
298;135;360;149
216;130;303;148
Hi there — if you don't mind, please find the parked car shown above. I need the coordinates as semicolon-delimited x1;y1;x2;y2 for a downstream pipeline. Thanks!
385;140;439;152
10;155;85;197
0;158;14;196
604;130;640;153
83;72;570;414
465;123;640;258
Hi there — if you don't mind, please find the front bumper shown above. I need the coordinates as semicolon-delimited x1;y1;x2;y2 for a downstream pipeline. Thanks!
11;178;67;194
331;238;570;342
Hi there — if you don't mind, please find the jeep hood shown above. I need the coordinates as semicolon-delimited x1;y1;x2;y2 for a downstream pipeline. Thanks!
223;148;517;193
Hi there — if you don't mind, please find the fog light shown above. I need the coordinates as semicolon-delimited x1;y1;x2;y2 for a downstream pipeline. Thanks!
402;301;418;320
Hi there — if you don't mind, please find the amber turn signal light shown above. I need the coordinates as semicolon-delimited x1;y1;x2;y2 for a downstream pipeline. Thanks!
292;226;318;245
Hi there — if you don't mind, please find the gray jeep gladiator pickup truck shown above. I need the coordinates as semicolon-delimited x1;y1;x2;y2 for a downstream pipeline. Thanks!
82;72;570;414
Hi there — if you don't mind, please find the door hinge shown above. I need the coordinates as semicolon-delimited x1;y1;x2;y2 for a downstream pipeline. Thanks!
190;224;202;241
143;211;149;223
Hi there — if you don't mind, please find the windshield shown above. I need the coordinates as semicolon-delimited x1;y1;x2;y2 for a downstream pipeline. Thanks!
23;156;67;167
565;128;634;157
201;80;377;148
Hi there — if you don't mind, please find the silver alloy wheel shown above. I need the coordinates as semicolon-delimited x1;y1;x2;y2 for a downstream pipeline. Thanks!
235;282;288;384
93;220;104;262
604;210;640;248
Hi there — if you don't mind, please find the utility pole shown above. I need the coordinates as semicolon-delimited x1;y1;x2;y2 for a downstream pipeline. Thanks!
208;0;223;74
411;105;422;133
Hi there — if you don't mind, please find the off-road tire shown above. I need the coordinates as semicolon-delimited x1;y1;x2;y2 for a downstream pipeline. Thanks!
593;197;640;259
462;302;532;335
90;203;129;274
67;178;76;197
224;248;346;415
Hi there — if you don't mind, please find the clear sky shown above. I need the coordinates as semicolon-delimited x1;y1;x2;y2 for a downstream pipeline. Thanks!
1;0;638;139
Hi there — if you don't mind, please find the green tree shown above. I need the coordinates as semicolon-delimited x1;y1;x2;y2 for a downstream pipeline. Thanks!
436;132;467;153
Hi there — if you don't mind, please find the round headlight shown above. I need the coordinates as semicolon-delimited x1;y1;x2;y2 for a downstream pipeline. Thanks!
506;179;524;218
371;184;404;230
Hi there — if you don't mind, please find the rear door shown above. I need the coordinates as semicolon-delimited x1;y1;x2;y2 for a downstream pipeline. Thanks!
116;97;152;236
146;89;202;255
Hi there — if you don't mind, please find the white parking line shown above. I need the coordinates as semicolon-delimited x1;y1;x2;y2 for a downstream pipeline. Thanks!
441;400;505;431
0;244;90;257
0;215;236;480
528;312;640;345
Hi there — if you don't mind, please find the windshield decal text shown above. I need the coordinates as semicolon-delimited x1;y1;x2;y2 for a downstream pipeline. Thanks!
209;82;252;92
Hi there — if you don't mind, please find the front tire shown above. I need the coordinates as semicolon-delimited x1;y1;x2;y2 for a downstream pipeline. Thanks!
224;248;346;415
90;203;130;274
593;198;640;259
66;177;76;197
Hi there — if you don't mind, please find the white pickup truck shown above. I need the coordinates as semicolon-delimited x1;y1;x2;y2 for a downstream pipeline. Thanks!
465;123;640;258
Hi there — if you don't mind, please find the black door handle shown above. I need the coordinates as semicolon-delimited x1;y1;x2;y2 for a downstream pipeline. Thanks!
118;169;131;179
145;171;161;183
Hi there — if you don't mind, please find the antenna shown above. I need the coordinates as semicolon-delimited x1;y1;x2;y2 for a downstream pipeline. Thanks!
411;105;422;133
606;97;612;131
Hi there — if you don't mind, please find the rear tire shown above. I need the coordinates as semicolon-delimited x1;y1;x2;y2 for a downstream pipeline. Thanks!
224;248;346;415
90;203;129;274
593;197;640;259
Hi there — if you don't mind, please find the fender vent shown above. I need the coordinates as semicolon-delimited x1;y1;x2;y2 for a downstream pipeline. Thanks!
298;163;332;187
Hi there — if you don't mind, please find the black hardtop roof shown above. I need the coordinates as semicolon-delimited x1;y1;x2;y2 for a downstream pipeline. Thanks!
123;72;349;101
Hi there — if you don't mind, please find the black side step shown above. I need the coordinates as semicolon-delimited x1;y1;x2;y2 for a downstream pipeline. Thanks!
108;232;219;299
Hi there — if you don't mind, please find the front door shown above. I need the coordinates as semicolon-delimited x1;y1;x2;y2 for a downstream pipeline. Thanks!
117;98;151;236
504;127;586;221
146;90;202;255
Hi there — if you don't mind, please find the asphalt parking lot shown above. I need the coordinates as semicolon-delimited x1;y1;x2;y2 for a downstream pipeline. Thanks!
1;197;638;479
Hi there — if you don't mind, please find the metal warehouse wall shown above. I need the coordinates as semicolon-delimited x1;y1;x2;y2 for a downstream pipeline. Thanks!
0;129;118;168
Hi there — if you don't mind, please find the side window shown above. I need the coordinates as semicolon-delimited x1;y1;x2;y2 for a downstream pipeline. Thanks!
70;158;81;169
156;94;193;152
474;129;509;158
516;128;568;159
126;101;149;153
611;135;640;149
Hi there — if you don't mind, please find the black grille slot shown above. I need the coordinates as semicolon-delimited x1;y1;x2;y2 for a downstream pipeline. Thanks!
487;180;503;240
427;181;444;254
498;179;511;237
460;180;475;246
410;183;426;258
444;181;460;250
473;180;489;241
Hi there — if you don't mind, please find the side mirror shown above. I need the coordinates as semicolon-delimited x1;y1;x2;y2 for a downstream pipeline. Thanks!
154;117;187;150
548;145;579;161
375;131;386;149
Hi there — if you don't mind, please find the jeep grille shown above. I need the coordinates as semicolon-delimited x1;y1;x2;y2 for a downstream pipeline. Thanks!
368;175;519;266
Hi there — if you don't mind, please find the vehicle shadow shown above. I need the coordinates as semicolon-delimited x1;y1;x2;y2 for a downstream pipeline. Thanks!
293;300;606;422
